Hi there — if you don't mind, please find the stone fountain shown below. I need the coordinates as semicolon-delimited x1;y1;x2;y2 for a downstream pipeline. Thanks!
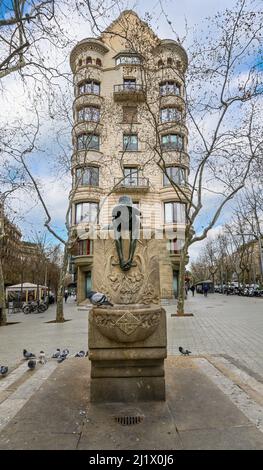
88;196;167;401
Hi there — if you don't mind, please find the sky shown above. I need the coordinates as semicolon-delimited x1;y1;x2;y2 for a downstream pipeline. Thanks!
1;0;262;263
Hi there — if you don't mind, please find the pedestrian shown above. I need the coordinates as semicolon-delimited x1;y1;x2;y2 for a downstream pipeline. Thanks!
190;285;195;297
203;284;209;297
64;291;68;303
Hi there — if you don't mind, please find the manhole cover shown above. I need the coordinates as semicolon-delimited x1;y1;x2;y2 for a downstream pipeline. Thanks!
114;415;144;426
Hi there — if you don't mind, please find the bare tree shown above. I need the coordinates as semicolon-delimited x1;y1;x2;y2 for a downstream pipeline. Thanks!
94;1;263;314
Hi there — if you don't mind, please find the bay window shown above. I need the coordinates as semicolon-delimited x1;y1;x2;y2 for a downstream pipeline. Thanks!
75;202;99;224
77;239;93;256
78;80;100;95
78;106;100;122
160;107;181;123
159;81;181;96
75;166;99;186
161;134;184;151
77;133;99;151
163;166;186;186
116;55;141;65
164;202;186;224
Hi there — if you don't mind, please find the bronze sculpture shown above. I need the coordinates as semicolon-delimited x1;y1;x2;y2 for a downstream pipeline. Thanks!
112;196;140;271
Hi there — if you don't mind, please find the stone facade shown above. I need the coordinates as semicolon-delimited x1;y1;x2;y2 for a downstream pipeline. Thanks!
69;10;189;302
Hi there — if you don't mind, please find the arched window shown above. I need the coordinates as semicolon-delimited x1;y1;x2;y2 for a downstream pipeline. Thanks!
96;58;102;67
176;60;182;69
167;57;173;66
158;59;164;68
86;56;92;65
78;58;82;67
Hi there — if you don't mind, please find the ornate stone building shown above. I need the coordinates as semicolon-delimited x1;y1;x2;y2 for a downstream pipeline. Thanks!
69;10;189;303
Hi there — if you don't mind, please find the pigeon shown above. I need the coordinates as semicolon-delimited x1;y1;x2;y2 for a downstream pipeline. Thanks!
87;291;113;307
179;346;191;356
23;349;36;359
28;359;36;370
75;350;85;357
0;366;8;376
57;349;69;363
85;351;88;357
38;351;47;364
52;348;61;359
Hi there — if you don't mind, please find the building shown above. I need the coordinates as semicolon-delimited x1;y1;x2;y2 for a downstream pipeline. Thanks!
69;10;189;303
0;213;22;286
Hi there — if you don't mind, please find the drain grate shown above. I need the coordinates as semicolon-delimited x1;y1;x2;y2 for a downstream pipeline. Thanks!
114;415;144;426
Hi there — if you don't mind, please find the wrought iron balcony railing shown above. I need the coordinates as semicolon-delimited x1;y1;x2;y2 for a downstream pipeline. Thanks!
114;177;149;191
113;84;145;102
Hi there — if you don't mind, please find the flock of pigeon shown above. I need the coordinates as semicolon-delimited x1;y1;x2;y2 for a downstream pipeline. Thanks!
0;346;191;378
0;348;88;377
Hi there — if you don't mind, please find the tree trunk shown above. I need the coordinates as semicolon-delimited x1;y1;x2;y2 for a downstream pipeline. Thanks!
177;245;188;316
55;244;68;323
0;257;7;326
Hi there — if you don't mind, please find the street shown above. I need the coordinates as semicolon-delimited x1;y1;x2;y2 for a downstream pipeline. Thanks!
0;294;263;380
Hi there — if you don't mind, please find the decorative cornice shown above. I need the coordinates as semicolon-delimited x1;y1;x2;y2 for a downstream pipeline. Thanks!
70;38;109;72
156;39;188;68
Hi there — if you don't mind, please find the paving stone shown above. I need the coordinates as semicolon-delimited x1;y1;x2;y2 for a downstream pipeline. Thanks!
179;425;263;450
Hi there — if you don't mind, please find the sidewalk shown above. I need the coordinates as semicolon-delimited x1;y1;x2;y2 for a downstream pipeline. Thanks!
0;356;263;450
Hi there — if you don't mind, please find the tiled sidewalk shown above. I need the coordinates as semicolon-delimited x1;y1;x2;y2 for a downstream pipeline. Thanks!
166;294;263;380
1;295;263;380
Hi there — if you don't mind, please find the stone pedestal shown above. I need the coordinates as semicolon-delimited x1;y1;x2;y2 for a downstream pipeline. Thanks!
89;304;167;401
88;234;167;402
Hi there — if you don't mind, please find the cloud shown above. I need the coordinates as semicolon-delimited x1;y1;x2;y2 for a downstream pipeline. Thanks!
187;224;224;264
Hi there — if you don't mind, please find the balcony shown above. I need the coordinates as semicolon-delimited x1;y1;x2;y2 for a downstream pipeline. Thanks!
113;84;145;102
114;177;149;192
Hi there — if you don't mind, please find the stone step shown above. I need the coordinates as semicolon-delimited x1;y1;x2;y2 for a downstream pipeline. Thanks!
0;361;58;432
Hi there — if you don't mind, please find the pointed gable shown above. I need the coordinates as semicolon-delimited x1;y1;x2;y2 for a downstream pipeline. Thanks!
99;10;160;51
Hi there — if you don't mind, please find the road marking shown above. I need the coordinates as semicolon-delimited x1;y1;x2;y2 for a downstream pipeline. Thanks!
0;362;58;431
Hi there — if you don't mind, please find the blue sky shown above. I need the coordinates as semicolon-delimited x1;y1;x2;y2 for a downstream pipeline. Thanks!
1;0;261;261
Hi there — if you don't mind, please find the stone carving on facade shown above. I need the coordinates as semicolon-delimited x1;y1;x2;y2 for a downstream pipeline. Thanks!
93;236;160;305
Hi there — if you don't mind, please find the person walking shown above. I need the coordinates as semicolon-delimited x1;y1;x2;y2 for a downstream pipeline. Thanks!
190;285;196;297
203;284;209;297
64;291;69;303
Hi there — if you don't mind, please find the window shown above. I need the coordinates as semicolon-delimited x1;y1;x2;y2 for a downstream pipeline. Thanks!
167;57;173;66
123;106;137;123
163;167;186;186
86;56;92;64
77;134;99;151
158;59;164;68
123;134;138;151
96;58;102;67
123;167;139;186
160;107;181;123
75;166;99;186
78;106;100;122
123;78;136;90
159;81;180;96
176;60;182;69
78;58;82;67
164;202;186;224
78;80;100;95
75;202;99;224
77;239;93;256
161;134;184;151
167;238;180;254
116;55;141;65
